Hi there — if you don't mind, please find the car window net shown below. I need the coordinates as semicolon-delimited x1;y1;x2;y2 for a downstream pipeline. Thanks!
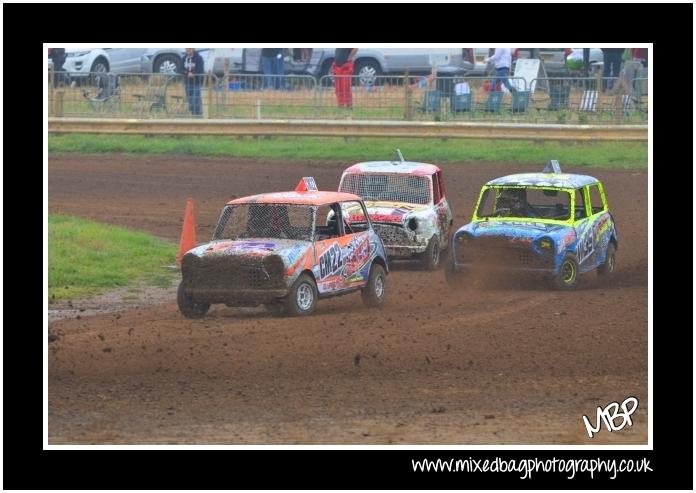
213;204;314;241
339;173;431;205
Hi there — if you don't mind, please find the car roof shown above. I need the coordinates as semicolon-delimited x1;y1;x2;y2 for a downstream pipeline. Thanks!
228;191;362;206
343;161;440;176
486;172;600;188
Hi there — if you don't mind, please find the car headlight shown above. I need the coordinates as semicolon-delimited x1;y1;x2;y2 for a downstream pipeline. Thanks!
538;237;554;251
67;51;91;58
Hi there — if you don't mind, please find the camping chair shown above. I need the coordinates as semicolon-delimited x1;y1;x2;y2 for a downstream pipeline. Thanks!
132;74;182;115
510;90;530;113
579;90;598;112
547;83;570;110
479;91;504;113
450;93;473;112
82;73;121;114
417;90;441;114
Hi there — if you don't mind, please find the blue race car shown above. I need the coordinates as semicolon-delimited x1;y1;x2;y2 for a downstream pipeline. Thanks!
445;161;618;289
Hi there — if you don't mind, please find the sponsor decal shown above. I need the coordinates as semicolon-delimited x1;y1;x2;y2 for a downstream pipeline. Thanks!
345;236;370;273
319;242;344;280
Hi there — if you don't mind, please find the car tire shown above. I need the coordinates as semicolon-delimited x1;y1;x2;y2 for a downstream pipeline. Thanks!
361;263;387;308
420;236;441;271
155;54;181;74
597;242;616;281
264;302;285;317
283;273;318;316
177;282;210;318
554;255;579;290
354;59;382;87
444;251;465;288
89;57;109;86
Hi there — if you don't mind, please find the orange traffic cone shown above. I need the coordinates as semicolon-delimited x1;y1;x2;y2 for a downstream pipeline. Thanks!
177;198;197;266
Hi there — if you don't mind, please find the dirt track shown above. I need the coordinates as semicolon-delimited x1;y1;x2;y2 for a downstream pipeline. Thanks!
48;153;648;444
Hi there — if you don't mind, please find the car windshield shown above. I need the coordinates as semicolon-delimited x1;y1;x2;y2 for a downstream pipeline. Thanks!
213;204;314;241
339;173;431;205
476;186;572;221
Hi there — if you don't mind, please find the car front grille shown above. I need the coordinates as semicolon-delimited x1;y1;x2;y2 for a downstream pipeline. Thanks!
458;237;552;269
182;253;285;291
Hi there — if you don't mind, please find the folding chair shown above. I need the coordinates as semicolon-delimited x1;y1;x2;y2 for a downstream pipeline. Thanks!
548;83;570;111
450;93;473;112
481;91;504;112
418;90;441;113
133;74;180;115
579;90;597;112
82;73;120;114
511;91;530;113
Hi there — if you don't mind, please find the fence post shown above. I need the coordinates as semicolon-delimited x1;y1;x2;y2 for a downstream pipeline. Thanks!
55;90;64;117
404;70;413;120
204;72;212;119
49;66;55;116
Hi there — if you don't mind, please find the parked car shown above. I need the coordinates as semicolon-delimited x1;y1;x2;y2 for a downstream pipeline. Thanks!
236;48;474;85
445;161;618;289
52;48;216;78
178;178;389;318
57;48;111;79
337;151;453;270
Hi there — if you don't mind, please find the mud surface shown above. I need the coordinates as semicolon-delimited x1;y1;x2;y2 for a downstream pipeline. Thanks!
48;153;648;444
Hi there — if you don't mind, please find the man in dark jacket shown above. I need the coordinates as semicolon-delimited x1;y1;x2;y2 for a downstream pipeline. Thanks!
49;48;67;87
261;48;285;90
182;48;205;115
600;48;625;92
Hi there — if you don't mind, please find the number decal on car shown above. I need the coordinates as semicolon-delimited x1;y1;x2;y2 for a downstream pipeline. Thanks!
319;242;344;279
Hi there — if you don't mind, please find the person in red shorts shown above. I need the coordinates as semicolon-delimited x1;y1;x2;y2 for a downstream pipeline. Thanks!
333;48;358;108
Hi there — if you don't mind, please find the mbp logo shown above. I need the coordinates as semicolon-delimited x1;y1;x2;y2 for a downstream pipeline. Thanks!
582;396;639;438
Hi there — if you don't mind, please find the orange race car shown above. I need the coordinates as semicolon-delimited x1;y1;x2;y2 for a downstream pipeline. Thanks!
178;178;389;318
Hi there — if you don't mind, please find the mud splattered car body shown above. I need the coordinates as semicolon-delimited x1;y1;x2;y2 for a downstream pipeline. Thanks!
178;183;389;317
446;162;618;289
338;160;452;270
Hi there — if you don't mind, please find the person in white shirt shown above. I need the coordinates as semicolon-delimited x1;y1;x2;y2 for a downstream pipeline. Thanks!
485;48;517;93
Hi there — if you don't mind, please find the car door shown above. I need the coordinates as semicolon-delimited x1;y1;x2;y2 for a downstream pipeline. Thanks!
573;187;597;272
106;48;145;74
339;200;374;287
585;182;613;270
312;201;371;294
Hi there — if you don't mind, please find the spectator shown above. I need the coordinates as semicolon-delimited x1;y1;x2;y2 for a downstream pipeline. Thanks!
631;48;648;67
485;48;517;93
182;48;204;115
333;48;358;108
600;48;625;92
49;48;68;87
261;48;284;90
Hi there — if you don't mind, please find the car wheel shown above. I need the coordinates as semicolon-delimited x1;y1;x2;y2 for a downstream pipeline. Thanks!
284;273;318;316
155;54;181;74
354;59;381;86
597;243;616;281
264;302;285;317
177;282;210;318
361;263;386;308
89;57;109;85
444;251;465;288
420;236;440;271
554;255;579;290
